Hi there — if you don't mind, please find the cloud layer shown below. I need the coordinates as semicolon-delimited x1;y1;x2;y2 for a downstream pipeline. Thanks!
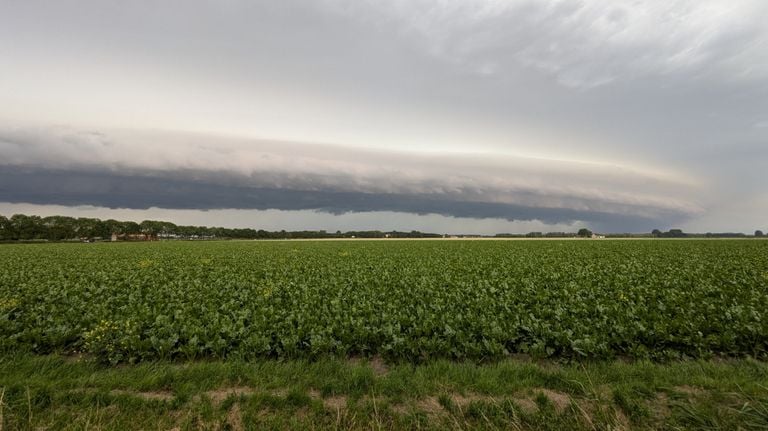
0;125;702;231
346;0;768;88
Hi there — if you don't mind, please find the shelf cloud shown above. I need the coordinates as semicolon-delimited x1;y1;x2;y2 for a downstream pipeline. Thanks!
0;126;700;231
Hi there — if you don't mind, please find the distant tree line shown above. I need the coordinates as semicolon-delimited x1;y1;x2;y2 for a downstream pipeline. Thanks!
0;213;443;241
495;228;767;239
1;214;764;241
651;229;688;238
496;228;595;238
651;229;766;238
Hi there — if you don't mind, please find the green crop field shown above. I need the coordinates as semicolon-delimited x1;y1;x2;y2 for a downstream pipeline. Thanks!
2;239;768;430
2;239;767;363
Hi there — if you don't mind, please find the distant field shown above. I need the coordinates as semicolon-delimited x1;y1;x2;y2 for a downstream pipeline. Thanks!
1;240;767;363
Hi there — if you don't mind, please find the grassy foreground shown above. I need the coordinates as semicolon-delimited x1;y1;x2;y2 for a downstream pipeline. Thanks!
1;355;767;430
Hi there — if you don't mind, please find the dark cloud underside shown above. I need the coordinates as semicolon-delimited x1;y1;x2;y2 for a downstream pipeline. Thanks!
0;165;678;232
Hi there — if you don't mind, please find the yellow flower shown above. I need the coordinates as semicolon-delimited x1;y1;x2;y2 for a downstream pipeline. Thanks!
0;298;20;311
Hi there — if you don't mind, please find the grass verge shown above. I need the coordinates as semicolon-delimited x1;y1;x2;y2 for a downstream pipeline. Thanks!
1;354;767;430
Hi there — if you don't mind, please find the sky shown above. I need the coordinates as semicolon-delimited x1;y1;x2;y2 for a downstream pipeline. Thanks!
1;0;767;234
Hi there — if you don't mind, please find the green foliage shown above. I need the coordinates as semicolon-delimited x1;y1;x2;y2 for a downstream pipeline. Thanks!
1;240;767;363
0;212;445;241
656;229;688;238
1;353;768;430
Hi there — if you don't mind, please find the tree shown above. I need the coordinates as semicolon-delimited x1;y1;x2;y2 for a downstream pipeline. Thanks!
42;215;77;240
0;215;9;240
667;229;686;238
10;214;44;240
756;230;765;237
74;217;104;239
577;228;593;238
651;229;662;237
139;220;171;236
121;221;141;234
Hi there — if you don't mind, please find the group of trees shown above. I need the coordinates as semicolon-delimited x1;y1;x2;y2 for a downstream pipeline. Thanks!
651;229;688;238
497;228;767;239
0;213;442;241
0;214;140;241
651;229;766;238
495;229;594;238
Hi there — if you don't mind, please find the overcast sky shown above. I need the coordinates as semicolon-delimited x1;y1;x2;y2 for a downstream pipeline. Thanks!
1;0;766;234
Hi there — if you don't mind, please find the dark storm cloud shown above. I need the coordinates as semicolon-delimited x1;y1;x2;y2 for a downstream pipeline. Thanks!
0;124;702;230
0;165;680;232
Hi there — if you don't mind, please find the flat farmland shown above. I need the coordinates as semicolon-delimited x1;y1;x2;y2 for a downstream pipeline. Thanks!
2;239;767;363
